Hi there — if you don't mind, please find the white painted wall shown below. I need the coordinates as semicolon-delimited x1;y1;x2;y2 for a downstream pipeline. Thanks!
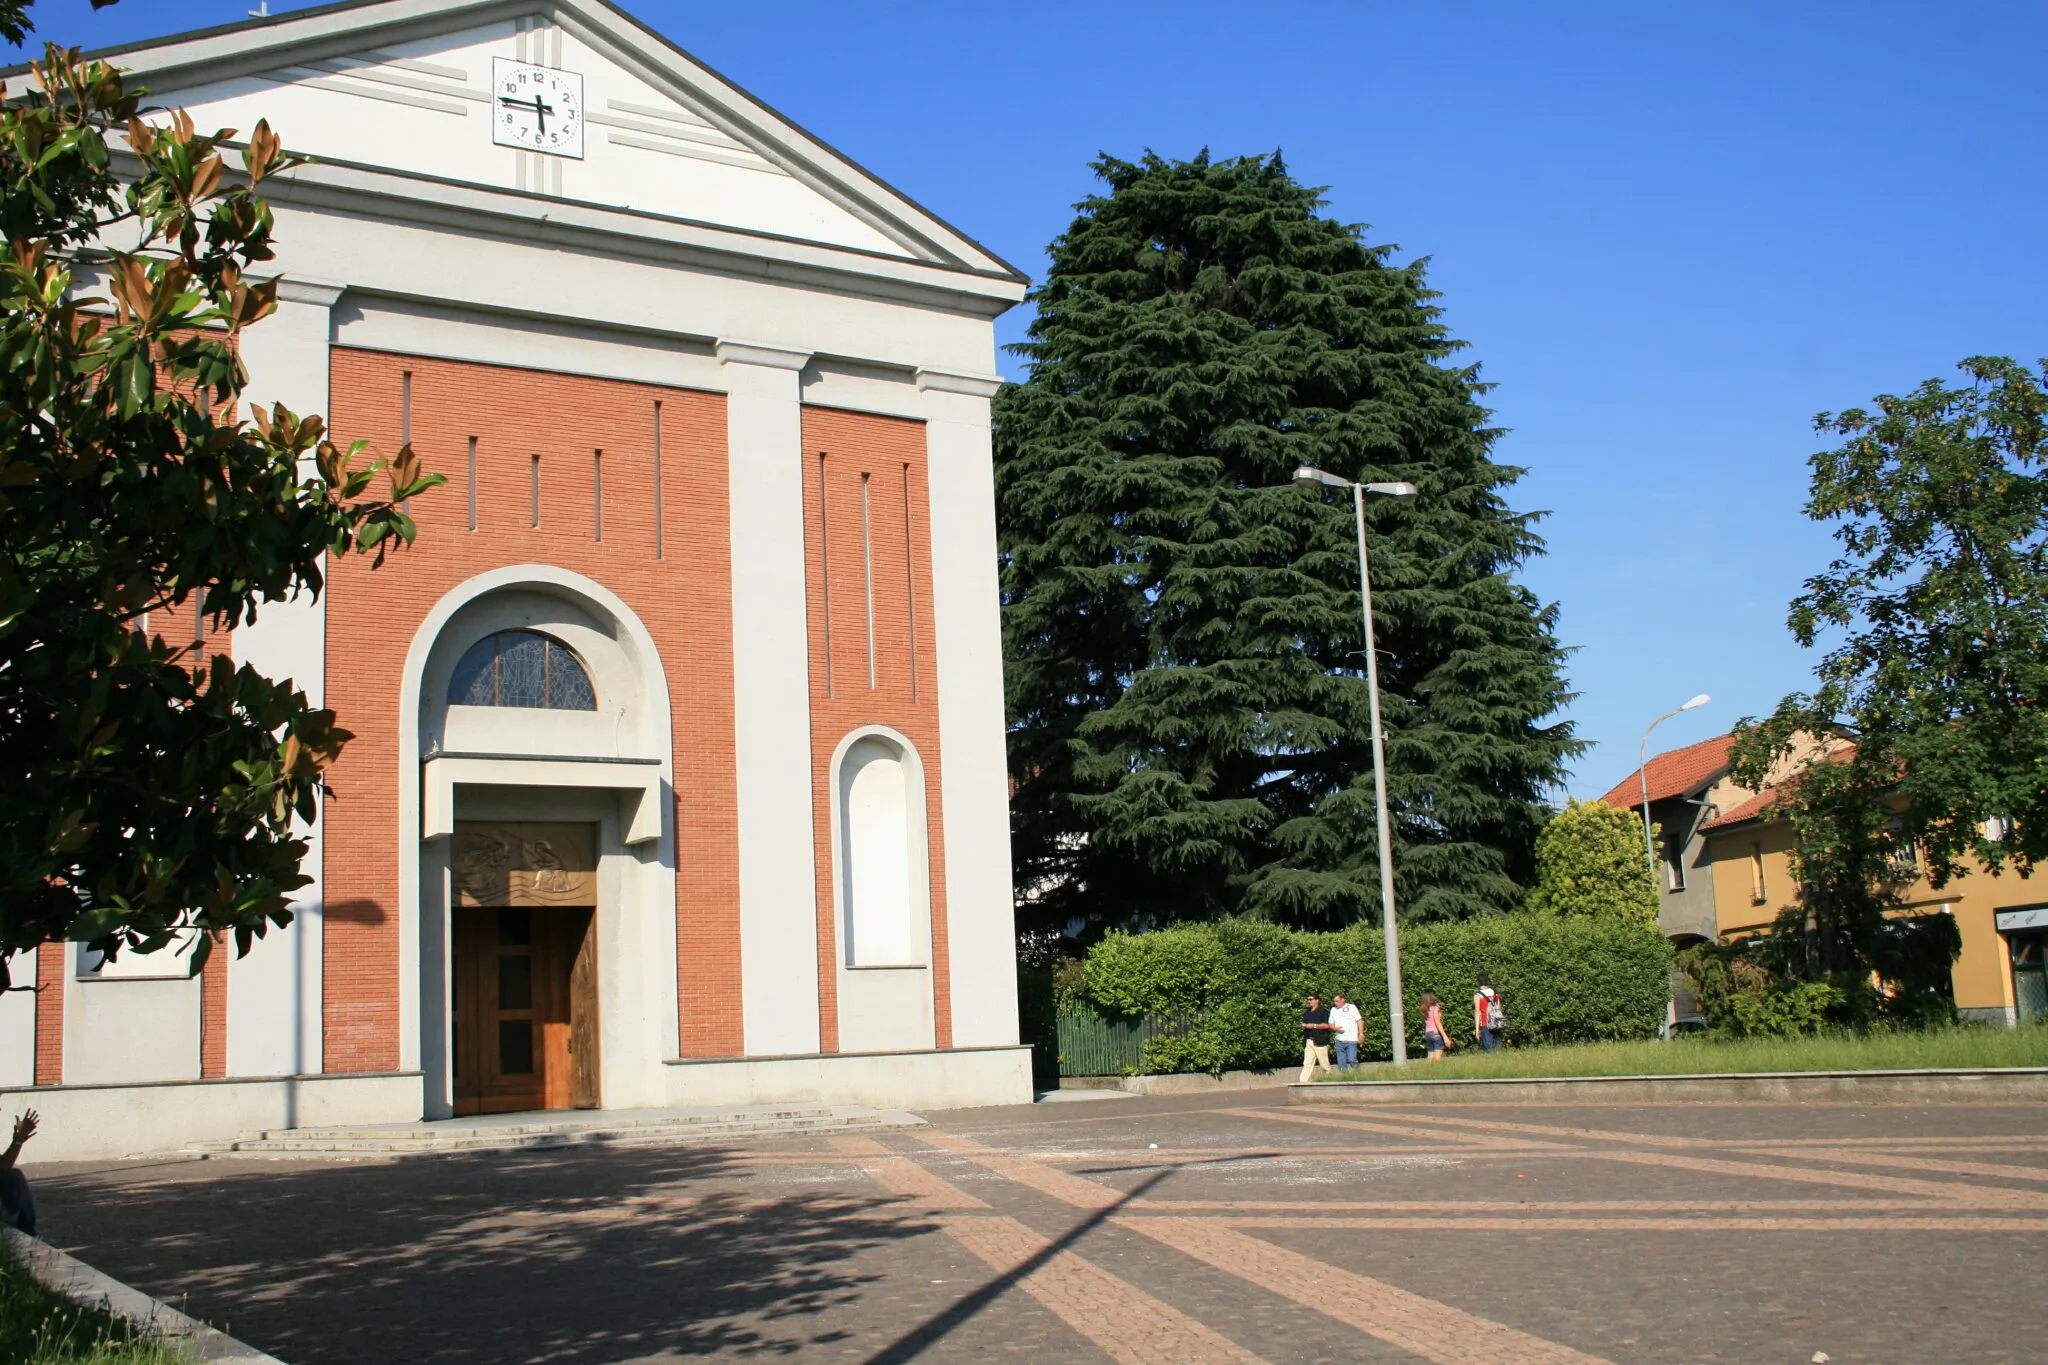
664;1045;1030;1112
0;1072;420;1162
160;18;907;257
920;376;1020;1049
842;741;916;966
721;342;821;1057
0;949;35;1089
64;948;201;1086
229;277;340;1079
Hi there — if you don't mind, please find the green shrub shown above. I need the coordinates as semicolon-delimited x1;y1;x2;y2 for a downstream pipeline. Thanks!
1678;941;1854;1038
1074;915;1671;1073
1526;798;1660;928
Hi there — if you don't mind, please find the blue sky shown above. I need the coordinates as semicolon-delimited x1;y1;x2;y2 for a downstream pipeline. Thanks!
17;1;2046;796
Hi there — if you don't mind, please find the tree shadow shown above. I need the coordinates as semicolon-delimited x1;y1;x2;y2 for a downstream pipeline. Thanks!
36;1142;938;1362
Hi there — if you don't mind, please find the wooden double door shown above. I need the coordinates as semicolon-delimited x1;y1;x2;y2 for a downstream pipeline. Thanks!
449;820;603;1117
452;905;600;1115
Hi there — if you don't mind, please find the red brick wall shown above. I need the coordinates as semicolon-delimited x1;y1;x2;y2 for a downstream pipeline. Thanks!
199;932;228;1078
34;945;62;1086
800;407;952;1053
321;349;741;1072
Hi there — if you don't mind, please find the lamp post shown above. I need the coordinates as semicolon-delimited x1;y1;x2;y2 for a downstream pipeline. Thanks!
1637;693;1712;882
1294;465;1418;1063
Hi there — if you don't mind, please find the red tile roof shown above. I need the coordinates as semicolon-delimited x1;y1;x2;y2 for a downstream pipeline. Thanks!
1698;740;1861;831
1597;732;1738;810
1701;786;1777;830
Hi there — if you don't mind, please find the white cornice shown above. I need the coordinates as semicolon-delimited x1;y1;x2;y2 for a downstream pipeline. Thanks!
243;154;1025;319
274;277;347;308
715;340;812;371
915;368;1005;399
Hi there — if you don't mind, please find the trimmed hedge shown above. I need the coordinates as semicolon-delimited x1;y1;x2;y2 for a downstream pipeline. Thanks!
1078;916;1672;1074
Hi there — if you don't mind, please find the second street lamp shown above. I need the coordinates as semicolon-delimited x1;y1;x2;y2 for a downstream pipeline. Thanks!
1638;693;1712;886
1294;465;1418;1063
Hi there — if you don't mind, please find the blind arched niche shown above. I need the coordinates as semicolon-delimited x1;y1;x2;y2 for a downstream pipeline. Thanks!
837;735;926;967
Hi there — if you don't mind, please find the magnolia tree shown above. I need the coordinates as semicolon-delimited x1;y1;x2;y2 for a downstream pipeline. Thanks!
0;6;437;985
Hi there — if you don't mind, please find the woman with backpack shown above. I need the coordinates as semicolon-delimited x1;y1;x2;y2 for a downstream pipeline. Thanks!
1420;991;1453;1061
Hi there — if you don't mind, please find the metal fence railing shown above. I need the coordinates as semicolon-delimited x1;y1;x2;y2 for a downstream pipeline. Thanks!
1055;1006;1199;1077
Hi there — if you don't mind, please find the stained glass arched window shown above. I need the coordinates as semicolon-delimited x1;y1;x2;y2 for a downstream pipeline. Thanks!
447;630;597;710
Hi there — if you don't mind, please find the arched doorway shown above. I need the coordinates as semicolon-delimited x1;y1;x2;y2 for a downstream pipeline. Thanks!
403;568;678;1120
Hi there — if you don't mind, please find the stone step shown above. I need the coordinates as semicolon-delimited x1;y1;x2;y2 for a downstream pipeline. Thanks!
223;1115;873;1153
234;1106;843;1143
184;1104;921;1160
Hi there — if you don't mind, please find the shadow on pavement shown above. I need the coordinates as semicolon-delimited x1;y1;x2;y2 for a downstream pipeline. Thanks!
36;1143;937;1364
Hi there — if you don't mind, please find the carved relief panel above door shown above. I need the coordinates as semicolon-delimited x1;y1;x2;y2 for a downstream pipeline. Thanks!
453;821;598;907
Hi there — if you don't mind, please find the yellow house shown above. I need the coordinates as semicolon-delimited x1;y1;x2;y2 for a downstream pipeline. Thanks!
1699;783;2046;1026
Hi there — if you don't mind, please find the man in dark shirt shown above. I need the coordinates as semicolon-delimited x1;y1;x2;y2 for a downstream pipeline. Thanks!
1299;994;1335;1083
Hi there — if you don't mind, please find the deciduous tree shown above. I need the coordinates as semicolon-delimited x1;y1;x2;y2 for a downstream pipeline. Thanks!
0;5;438;984
1525;799;1658;928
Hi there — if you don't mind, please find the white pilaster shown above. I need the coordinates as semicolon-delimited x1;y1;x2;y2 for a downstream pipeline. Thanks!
720;340;822;1056
228;278;343;1078
0;948;35;1088
917;370;1019;1048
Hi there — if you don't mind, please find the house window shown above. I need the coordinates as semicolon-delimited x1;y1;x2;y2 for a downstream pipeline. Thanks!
1749;842;1767;905
1665;838;1687;892
839;736;923;967
447;631;596;710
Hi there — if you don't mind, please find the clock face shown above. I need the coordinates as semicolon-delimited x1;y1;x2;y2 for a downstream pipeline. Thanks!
492;57;584;159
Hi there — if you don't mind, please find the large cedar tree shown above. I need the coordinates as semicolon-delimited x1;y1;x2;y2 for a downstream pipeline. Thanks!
997;152;1578;938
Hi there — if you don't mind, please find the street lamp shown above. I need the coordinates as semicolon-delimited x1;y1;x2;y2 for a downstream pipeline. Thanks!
1638;693;1712;883
1294;465;1418;1063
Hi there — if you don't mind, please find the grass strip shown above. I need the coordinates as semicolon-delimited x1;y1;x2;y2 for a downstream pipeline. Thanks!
0;1239;191;1365
1326;1025;2048;1083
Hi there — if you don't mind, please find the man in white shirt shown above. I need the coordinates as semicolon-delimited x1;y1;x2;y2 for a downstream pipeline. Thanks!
1328;994;1364;1070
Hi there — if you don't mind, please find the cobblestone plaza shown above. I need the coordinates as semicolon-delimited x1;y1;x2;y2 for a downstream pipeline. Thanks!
32;1091;2046;1362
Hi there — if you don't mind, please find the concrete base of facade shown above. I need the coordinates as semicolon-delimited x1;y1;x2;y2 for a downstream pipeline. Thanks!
1292;1067;2048;1107
3;1072;423;1162
1059;1068;1292;1096
1959;1005;2019;1027
662;1044;1032;1111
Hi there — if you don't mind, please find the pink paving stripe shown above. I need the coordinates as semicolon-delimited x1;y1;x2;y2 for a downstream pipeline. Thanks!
916;1131;1126;1209
1204;1214;2048;1233
828;1134;991;1210
1225;1108;1552;1149
1747;1146;2048;1184
1123;1217;1612;1365
1591;1147;2048;1208
942;1214;1268;1365
1137;1197;1960;1213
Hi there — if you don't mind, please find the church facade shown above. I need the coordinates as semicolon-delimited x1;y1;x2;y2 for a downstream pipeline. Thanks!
1;0;1031;1158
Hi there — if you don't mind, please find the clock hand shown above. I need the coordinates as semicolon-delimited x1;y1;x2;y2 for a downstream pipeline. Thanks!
497;93;555;137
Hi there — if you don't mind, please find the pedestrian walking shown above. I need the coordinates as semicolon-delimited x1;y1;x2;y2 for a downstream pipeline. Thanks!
1299;994;1335;1082
1473;975;1505;1052
1328;993;1363;1070
1420;991;1453;1061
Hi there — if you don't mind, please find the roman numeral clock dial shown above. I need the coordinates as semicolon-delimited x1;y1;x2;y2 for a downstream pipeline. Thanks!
492;56;584;158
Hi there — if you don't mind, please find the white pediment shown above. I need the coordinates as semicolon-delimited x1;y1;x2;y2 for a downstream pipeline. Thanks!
93;0;1018;281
